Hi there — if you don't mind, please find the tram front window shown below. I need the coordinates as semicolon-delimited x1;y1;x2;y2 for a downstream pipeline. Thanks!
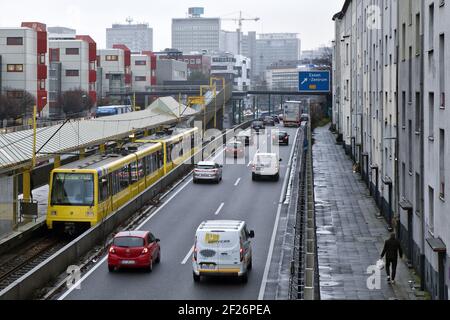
51;173;94;206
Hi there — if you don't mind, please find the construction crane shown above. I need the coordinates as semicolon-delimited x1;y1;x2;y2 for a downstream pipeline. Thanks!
222;11;260;55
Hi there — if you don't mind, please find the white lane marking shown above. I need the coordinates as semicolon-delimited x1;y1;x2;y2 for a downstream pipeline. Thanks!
181;246;194;265
234;178;241;186
258;127;301;301
59;176;194;300
215;202;225;215
247;161;252;167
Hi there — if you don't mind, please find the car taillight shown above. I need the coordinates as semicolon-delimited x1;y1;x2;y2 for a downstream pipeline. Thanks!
142;248;149;255
193;239;198;262
240;247;244;262
109;247;115;254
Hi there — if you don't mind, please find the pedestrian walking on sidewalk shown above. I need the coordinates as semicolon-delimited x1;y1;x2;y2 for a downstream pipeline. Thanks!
381;233;403;284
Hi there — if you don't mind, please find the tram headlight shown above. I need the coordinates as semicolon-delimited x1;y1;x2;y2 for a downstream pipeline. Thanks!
51;211;57;216
86;211;94;217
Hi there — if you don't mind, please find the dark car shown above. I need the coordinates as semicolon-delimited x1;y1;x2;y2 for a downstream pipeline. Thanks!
252;121;265;134
273;131;290;145
263;116;275;126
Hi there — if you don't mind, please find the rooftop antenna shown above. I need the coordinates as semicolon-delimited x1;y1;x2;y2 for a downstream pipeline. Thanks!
126;17;133;24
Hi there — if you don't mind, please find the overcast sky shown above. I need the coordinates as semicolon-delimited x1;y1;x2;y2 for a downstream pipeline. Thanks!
0;0;343;51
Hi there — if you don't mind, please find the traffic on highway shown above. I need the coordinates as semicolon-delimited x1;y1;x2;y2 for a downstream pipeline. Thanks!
57;119;302;300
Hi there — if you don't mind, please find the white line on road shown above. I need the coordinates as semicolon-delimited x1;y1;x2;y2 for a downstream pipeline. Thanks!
59;176;194;300
258;127;301;301
181;246;194;265
234;178;241;186
215;202;225;215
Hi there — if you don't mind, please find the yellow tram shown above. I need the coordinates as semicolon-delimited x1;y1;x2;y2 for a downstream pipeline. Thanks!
46;127;199;232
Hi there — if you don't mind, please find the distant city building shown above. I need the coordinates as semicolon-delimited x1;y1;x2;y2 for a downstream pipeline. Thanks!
301;46;331;62
172;8;221;54
48;31;97;116
265;61;300;91
106;21;153;53
220;30;240;55
157;50;211;78
211;52;251;91
0;22;48;113
255;33;301;83
97;44;131;98
155;59;188;85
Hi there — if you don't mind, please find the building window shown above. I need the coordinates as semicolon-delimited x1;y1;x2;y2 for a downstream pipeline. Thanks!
429;187;434;233
7;64;23;72
6;91;24;98
66;48;80;55
66;70;79;77
439;129;445;199
50;49;60;62
39;80;45;90
429;3;434;51
106;55;119;61
415;13;421;55
135;76;146;81
439;34;445;108
415;173;421;214
135;60;146;66
7;37;23;45
429;92;434;139
415;92;421;133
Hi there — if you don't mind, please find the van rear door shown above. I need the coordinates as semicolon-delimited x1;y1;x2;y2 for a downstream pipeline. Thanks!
215;231;241;273
197;231;220;272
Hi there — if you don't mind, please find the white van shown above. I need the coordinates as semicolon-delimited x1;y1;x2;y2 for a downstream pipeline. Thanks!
192;220;255;283
251;153;282;181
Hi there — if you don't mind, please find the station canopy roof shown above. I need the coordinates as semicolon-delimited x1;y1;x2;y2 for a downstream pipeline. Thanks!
0;97;198;172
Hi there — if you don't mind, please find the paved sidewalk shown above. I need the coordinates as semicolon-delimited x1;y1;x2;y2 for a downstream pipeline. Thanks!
313;125;419;300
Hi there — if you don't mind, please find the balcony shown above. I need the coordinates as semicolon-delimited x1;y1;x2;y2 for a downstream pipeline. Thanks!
89;70;97;83
37;31;47;54
37;90;47;111
88;91;97;104
37;64;47;79
125;74;132;85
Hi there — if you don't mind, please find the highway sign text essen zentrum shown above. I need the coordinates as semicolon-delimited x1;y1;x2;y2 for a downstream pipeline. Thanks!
299;71;331;93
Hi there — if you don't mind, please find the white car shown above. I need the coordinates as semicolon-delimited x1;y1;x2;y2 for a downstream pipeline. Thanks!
251;153;282;181
192;220;255;283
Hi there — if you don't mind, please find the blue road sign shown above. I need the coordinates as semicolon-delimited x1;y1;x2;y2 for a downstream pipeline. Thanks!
299;71;330;93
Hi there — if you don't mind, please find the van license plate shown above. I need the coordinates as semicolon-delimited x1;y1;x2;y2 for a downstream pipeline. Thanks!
201;264;217;270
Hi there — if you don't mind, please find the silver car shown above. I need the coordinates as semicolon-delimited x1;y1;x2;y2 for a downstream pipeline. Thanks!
193;161;223;184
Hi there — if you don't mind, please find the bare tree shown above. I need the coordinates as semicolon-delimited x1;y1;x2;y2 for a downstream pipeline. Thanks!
0;89;35;121
59;89;93;118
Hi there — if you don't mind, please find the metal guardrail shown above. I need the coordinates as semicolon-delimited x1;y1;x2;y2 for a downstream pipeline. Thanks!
0;121;252;300
288;123;319;300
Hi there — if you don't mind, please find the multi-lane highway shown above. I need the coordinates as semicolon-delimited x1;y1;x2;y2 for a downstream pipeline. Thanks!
59;124;302;300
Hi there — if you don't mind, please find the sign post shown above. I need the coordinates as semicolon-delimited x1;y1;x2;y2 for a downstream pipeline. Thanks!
299;71;331;93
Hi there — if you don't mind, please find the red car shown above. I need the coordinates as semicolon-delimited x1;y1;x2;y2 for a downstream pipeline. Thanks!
226;141;245;158
108;231;161;272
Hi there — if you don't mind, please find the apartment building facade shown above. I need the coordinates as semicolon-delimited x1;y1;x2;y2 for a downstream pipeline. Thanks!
423;0;450;300
211;53;251;91
97;44;131;98
0;22;48;113
48;33;97;115
333;0;449;299
130;52;156;92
